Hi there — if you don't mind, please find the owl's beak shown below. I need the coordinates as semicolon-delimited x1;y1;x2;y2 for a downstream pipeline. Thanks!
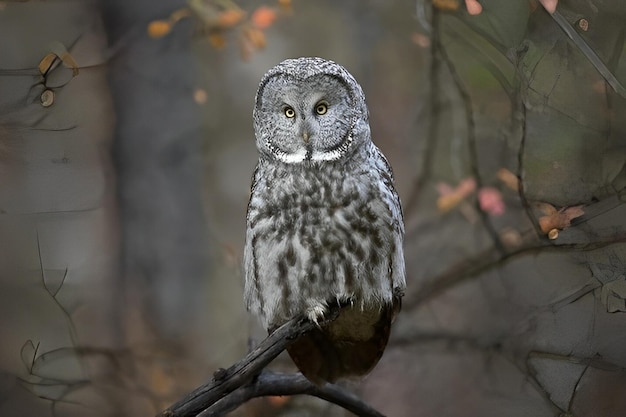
302;130;310;143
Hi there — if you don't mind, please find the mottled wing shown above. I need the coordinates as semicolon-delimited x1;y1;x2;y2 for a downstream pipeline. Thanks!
243;163;263;320
371;143;406;298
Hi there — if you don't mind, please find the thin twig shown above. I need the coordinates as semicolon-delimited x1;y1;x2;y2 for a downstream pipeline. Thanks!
403;3;440;217
200;371;386;417
434;17;506;256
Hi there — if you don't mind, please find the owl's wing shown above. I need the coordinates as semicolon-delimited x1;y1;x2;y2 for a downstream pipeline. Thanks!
248;163;261;204
243;163;262;313
372;144;404;228
371;143;406;294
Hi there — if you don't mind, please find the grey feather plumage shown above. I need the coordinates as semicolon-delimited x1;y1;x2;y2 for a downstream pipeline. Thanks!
244;57;405;382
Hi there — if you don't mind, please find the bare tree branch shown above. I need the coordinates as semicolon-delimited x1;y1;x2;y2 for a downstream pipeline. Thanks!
156;313;317;417
200;371;386;417
157;304;385;417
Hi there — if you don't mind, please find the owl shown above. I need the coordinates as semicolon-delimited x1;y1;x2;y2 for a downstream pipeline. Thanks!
244;57;405;384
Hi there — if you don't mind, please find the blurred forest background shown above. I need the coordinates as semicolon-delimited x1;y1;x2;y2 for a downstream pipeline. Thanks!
1;0;625;416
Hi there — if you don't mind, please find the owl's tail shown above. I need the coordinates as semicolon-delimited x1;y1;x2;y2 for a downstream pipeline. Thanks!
286;301;398;384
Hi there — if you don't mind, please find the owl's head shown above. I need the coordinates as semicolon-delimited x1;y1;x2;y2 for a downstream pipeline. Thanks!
253;57;370;164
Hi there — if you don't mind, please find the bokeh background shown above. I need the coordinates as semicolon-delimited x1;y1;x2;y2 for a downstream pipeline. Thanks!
1;0;626;416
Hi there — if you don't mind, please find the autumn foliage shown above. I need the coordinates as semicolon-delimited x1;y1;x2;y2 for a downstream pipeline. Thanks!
147;0;292;59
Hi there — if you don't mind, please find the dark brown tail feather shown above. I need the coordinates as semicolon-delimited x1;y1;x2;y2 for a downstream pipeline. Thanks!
286;300;398;384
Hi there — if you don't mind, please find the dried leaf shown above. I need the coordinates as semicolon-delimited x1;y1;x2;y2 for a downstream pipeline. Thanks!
496;168;519;191
535;202;558;216
252;6;277;29
538;216;559;233
538;204;585;234
208;33;226;49
436;177;476;212
432;0;460;11
478;187;505;216
238;34;254;61
170;8;191;23
411;32;431;48
500;227;522;248
464;0;483;15
437;193;465;213
148;20;172;38
38;42;80;77
151;365;175;396
38;53;57;75
456;177;477;196
277;0;292;13
244;27;267;49
562;205;585;219
58;52;79;77
539;0;558;14
193;88;207;104
218;8;245;28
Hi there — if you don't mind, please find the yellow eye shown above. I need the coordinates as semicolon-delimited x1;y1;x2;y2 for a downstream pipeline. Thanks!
315;102;328;115
284;107;296;118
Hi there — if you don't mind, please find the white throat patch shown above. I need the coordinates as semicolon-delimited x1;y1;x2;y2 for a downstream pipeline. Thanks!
275;147;307;164
311;149;343;161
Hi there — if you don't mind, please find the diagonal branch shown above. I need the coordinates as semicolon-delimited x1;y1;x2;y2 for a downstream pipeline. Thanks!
156;313;320;417
157;304;385;417
549;10;626;98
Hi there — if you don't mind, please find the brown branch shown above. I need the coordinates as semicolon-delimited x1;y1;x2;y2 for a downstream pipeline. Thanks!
157;304;385;417
200;371;386;417
156;313;319;417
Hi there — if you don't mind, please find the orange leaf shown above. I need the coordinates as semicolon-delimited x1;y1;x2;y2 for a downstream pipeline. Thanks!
538;205;584;234
538;215;560;234
437;193;465;213
148;20;172;38
436;178;476;213
170;8;192;23
252;6;277;29
277;0;292;13
244;27;267;49
151;366;175;396
218;9;245;28
535;202;557;216
496;168;519;191
456;177;476;197
208;33;226;49
193;88;208;104
432;0;460;11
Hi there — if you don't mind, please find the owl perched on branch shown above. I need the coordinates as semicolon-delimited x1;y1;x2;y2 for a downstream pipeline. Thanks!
244;57;405;384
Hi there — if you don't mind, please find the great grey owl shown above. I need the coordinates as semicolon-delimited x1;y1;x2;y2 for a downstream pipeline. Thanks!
244;57;405;384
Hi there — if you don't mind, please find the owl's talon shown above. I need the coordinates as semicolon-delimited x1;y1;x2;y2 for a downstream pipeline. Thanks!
305;304;327;328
